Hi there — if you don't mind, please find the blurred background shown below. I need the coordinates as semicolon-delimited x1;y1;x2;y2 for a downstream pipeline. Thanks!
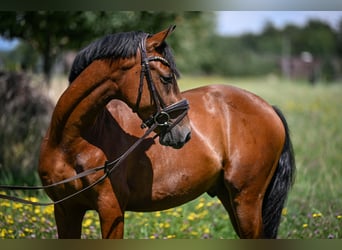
1;11;342;239
1;10;341;184
1;11;342;84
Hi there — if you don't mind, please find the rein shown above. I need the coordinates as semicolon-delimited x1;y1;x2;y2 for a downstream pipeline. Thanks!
0;123;158;206
0;35;189;206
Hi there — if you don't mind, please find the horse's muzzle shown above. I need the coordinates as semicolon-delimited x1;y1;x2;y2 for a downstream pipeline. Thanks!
159;124;191;149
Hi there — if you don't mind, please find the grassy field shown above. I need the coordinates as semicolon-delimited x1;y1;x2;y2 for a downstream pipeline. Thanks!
1;75;342;239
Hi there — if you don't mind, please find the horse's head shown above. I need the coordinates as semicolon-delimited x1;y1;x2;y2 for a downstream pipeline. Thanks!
68;25;191;149
117;26;191;149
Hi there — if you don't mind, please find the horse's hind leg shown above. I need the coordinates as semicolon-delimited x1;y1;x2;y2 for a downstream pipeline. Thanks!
216;181;264;238
215;182;241;238
231;189;264;238
54;203;86;239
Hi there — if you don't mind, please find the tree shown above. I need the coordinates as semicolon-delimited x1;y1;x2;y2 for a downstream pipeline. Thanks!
0;11;115;84
0;11;216;83
298;20;337;57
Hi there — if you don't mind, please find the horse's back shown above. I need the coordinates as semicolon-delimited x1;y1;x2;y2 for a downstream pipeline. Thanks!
184;84;275;116
183;84;284;136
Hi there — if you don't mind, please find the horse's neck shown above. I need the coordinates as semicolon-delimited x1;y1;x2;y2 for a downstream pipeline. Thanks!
49;60;119;146
81;107;123;158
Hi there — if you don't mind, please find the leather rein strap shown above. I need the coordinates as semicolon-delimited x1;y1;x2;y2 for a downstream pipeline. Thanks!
0;35;189;206
0;123;158;206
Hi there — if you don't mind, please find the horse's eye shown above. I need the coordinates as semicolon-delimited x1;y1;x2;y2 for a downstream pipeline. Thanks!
160;75;173;85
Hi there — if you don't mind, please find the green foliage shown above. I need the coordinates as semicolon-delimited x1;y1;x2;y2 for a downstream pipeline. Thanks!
1;12;341;80
203;35;280;77
291;20;337;57
208;18;342;79
0;11;215;82
0;43;40;72
0;12;105;82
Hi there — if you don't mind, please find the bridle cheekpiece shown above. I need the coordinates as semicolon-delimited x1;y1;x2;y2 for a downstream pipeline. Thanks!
135;34;189;133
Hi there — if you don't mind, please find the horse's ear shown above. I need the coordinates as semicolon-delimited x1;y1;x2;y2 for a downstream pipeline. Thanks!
146;25;176;51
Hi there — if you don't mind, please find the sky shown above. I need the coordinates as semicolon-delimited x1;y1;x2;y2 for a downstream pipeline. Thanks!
216;11;342;35
1;11;342;50
0;38;18;51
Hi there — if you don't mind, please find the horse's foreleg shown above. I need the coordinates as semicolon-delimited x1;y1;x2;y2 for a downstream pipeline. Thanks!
99;210;125;239
97;191;126;239
54;203;86;239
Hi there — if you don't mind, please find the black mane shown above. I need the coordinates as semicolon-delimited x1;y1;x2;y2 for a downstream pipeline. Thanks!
68;31;179;83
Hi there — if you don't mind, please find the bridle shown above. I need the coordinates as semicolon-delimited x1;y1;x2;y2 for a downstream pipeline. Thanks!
135;34;189;132
0;35;190;206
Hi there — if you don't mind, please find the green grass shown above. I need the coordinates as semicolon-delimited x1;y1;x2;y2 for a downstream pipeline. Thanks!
1;75;342;239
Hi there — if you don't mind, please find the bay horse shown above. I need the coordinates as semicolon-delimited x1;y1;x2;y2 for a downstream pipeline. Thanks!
39;27;295;239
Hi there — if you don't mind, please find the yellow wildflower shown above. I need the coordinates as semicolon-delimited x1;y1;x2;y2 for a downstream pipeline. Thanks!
24;228;34;233
180;223;189;231
6;215;14;224
0;229;6;238
25;196;39;202
171;211;181;217
83;228;91;235
43;205;54;215
159;222;170;228
13;203;24;210
83;218;93;227
0;201;11;207
198;210;208;218
196;202;205;210
312;213;322;218
30;216;37;222
206;201;215;207
282;208;288;216
187;212;197;221
34;207;41;214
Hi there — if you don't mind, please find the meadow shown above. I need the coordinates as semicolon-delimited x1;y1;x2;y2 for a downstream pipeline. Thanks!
1;75;342;239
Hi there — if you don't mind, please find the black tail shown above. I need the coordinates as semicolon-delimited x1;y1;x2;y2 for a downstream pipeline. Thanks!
262;106;296;238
